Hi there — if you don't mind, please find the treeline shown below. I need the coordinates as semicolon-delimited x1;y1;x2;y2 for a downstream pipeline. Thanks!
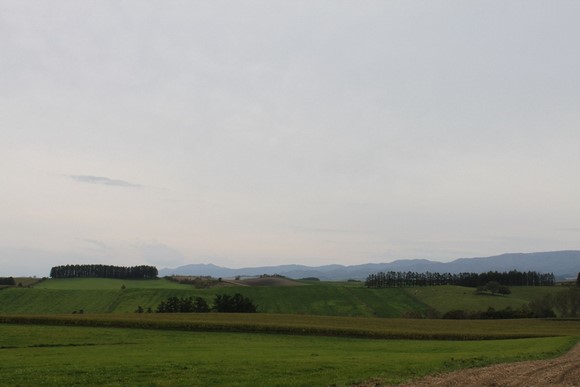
365;270;554;288
0;277;16;286
50;264;158;279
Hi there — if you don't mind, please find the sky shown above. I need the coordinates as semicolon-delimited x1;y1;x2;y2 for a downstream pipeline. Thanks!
1;1;580;276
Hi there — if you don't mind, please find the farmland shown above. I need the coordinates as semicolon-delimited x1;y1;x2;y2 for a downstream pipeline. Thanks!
406;284;564;314
1;277;579;385
0;322;577;386
0;277;564;317
0;278;428;316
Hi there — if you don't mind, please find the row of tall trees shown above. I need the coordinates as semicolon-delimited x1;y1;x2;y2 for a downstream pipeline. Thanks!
50;264;158;279
0;277;16;285
365;270;554;288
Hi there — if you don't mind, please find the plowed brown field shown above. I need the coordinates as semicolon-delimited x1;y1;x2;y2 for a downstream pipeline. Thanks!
399;342;580;387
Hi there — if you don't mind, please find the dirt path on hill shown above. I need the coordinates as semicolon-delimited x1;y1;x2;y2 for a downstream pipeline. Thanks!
397;342;580;387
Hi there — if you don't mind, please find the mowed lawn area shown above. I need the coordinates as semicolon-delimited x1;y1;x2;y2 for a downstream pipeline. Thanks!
0;323;576;386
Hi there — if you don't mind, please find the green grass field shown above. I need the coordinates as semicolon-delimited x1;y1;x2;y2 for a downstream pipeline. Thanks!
405;285;565;313
0;323;576;386
1;278;579;385
1;278;563;317
33;277;192;290
0;279;428;317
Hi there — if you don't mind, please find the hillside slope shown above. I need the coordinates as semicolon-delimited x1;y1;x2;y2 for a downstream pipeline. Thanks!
0;278;561;317
0;279;426;317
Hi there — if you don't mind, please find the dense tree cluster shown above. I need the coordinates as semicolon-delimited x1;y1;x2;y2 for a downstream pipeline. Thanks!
50;264;158;279
154;293;257;313
0;277;16;286
212;293;257;313
156;296;210;313
365;270;554;288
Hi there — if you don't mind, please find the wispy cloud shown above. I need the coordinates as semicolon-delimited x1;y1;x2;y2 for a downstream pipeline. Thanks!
82;239;116;255
559;227;580;233
134;242;188;267
69;175;141;188
291;225;351;234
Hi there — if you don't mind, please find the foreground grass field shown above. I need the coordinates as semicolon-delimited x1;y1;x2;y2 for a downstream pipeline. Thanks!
0;323;576;386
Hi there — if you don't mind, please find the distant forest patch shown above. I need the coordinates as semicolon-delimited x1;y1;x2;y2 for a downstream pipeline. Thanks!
50;264;158;280
0;277;16;286
365;270;555;288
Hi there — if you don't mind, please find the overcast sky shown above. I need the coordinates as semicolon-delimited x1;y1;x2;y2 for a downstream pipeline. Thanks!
2;1;579;276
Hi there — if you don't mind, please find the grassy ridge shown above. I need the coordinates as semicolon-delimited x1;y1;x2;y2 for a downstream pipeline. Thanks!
0;280;428;317
2;313;580;340
0;278;566;317
0;324;575;386
33;277;192;289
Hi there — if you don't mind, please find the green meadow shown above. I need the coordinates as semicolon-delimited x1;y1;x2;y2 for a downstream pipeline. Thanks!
405;285;564;314
0;323;576;386
0;279;427;317
0;278;562;317
1;278;579;385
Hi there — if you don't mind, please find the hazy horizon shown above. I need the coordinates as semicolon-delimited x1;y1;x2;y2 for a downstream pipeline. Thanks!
2;1;579;277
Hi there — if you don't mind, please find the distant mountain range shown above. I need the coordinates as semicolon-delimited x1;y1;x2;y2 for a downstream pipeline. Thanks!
159;250;580;281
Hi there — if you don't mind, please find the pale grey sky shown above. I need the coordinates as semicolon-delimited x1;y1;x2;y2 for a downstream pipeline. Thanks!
1;1;579;276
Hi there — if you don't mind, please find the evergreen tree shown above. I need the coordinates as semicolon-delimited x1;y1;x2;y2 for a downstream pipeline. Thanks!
212;293;257;313
49;264;158;279
155;296;210;313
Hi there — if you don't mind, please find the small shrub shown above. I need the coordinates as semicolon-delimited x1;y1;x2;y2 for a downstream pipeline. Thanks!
498;285;511;295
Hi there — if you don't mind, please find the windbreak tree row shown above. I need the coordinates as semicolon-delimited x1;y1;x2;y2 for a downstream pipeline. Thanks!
0;277;16;285
365;270;554;288
50;264;158;279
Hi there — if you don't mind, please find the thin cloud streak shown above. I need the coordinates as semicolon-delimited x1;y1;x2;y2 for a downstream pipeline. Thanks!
69;175;141;188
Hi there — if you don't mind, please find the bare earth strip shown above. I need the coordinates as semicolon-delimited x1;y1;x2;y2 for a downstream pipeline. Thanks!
399;342;580;387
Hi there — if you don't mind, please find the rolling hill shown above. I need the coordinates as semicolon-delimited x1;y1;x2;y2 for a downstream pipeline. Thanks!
0;277;562;317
